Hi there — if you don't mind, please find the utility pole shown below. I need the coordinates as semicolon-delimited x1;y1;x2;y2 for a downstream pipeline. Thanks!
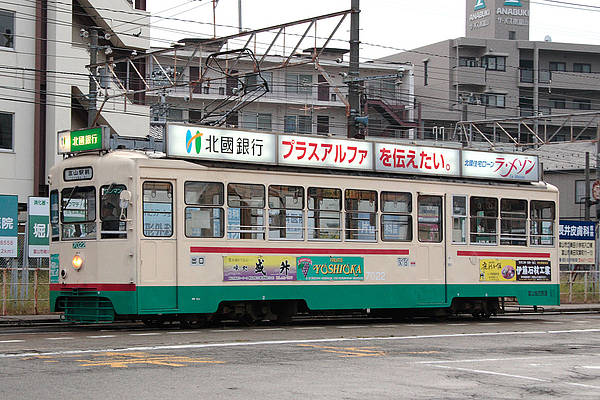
347;0;360;139
238;0;242;33
88;28;98;127
585;151;590;220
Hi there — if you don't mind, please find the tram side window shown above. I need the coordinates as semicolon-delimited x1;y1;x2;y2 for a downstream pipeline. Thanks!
268;185;304;240
185;181;224;238
470;197;498;244
227;183;265;240
61;186;96;240
50;190;59;241
100;184;127;239
418;196;442;243
345;189;377;241
308;187;341;240
143;182;173;237
500;199;527;246
452;196;467;244
381;192;412;242
530;201;555;246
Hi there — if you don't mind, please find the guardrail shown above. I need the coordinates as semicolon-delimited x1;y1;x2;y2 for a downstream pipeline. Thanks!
560;270;600;303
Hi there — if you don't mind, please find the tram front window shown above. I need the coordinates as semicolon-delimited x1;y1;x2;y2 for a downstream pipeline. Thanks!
100;184;127;239
61;186;96;240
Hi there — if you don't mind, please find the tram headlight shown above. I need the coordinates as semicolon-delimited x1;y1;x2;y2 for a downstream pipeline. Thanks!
72;254;83;270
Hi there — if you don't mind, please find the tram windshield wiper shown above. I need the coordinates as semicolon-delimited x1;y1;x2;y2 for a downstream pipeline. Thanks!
61;185;79;214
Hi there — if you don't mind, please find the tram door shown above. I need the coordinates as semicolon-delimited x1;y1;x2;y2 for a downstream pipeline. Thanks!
415;195;447;305
139;180;178;311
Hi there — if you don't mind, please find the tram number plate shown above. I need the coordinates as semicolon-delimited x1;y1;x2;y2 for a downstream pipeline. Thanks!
191;255;205;267
397;257;410;268
72;242;86;249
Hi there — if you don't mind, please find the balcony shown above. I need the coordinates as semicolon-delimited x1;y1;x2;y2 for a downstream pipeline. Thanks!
549;71;600;91
453;66;486;86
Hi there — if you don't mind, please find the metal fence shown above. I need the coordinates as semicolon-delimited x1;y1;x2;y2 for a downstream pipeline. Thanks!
560;270;600;303
0;231;50;315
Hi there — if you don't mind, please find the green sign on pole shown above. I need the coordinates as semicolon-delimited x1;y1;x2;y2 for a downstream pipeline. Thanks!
0;194;18;258
57;126;110;154
28;197;49;258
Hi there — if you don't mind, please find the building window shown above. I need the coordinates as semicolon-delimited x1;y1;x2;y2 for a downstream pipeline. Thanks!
575;180;594;204
189;109;202;123
242;112;272;131
508;31;516;40
0;10;14;49
470;197;498;244
452;195;467;244
245;71;272;91
500;199;527;246
550;98;566;109
316;115;329;134
549;62;566;72
284;115;312;133
381;192;412;242
286;73;313;95
482;56;506;71
573;63;591;73
459;57;478;67
574;99;591;110
0;112;13;150
423;60;429;86
483;93;505;108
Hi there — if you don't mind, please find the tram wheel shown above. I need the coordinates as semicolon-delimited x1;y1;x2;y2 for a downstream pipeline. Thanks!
179;316;209;329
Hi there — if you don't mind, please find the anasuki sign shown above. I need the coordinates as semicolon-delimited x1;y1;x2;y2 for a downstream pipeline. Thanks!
165;124;541;182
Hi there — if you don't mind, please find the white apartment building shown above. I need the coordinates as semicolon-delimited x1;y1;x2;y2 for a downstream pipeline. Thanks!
145;43;416;140
0;0;150;206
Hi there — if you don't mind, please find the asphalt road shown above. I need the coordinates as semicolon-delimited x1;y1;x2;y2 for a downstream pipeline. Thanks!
1;313;600;399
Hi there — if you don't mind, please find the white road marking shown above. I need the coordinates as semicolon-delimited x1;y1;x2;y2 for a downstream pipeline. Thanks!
86;335;116;339
419;355;573;364
1;328;579;359
371;325;400;328
448;323;468;326
406;324;428;327
542;321;562;324
566;382;600;390
129;333;161;336
293;327;325;330
252;328;286;331
210;329;242;333
46;337;74;340
167;331;200;335
477;323;499;325
581;366;600;369
336;325;365;329
432;365;548;382
549;329;600;334
0;340;24;343
574;321;591;323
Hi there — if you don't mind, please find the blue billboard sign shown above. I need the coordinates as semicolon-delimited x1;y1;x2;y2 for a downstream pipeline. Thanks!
559;220;596;241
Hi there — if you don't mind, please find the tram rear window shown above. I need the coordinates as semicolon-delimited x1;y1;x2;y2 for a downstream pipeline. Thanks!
61;186;96;240
530;200;555;246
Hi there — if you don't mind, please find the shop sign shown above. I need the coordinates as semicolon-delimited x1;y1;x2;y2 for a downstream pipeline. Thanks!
166;124;276;164
0;195;18;258
559;220;595;241
375;143;460;176
462;150;539;182
278;135;372;171
297;256;364;281
559;240;595;265
28;197;50;258
58;126;109;154
223;255;297;281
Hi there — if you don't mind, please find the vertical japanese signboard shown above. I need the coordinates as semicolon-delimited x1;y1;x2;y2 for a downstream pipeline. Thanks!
0;195;18;258
559;220;596;267
28;197;50;258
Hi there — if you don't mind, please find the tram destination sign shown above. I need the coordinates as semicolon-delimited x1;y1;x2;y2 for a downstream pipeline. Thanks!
57;126;110;155
165;124;540;182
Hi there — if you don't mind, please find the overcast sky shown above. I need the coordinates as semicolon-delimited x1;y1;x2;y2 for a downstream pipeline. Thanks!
147;0;600;59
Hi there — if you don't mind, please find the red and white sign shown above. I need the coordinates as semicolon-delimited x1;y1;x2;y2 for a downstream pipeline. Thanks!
592;180;600;201
278;135;373;171
461;150;539;182
374;143;460;176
